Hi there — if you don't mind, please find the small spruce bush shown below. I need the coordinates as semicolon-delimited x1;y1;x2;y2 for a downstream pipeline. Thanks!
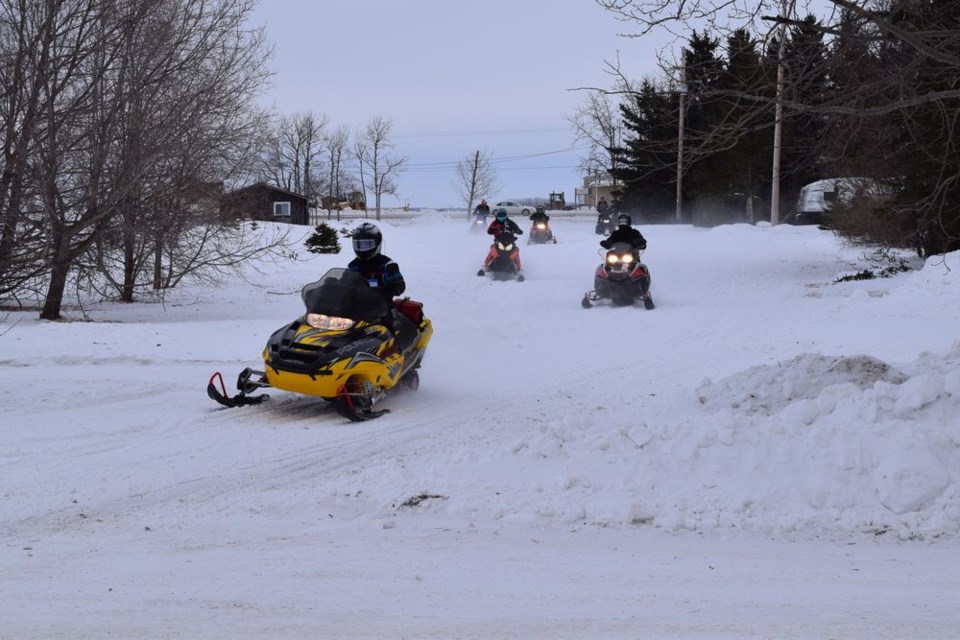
304;222;341;254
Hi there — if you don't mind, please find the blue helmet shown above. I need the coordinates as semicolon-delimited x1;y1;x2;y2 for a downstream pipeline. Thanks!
495;208;508;221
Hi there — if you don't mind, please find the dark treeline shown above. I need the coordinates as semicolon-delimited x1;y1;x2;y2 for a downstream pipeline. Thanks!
607;1;960;257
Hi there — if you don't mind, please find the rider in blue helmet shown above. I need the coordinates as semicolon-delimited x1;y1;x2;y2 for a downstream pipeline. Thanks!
482;207;524;273
487;207;521;238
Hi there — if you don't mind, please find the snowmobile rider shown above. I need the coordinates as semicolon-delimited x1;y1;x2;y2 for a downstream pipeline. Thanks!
482;208;523;273
529;206;550;225
528;206;555;242
347;223;416;351
600;213;647;252
596;196;610;221
600;213;654;309
487;208;523;240
474;199;490;218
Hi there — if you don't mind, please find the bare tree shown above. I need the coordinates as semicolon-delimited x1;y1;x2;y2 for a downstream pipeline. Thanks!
355;116;406;221
567;90;625;180
452;150;500;219
262;111;327;200
323;124;352;219
352;133;370;218
0;0;88;299
2;0;275;319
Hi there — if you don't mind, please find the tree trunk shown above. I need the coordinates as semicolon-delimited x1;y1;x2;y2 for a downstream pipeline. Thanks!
122;227;135;302
153;236;162;289
0;178;24;277
40;254;70;320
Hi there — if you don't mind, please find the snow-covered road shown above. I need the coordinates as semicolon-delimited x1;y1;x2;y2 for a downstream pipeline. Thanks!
3;214;958;638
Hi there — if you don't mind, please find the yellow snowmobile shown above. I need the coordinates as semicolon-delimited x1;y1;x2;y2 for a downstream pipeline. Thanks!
208;268;432;421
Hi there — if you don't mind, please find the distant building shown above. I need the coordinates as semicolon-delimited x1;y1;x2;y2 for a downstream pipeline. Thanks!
575;172;615;208
220;182;311;225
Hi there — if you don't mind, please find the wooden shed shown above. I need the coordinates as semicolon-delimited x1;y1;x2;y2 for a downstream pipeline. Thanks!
220;182;311;225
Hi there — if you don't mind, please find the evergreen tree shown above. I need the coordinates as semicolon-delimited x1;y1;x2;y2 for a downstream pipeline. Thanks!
682;31;729;204
609;80;678;222
304;223;341;254
864;1;960;255
718;28;774;219
779;15;830;202
819;7;882;177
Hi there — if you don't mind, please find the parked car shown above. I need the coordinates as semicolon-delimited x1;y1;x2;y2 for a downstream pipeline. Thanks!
493;201;535;217
786;177;891;226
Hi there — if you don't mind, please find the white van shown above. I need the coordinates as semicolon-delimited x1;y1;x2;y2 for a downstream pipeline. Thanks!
789;177;888;225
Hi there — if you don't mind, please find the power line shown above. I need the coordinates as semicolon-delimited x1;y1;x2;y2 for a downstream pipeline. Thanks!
403;146;590;170
396;127;569;138
404;164;582;174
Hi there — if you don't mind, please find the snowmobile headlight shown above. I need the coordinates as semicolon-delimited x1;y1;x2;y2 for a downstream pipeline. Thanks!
498;242;514;251
622;253;634;263
606;254;620;264
536;223;546;229
306;313;354;330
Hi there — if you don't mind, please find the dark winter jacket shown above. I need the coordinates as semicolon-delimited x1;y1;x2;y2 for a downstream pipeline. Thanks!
475;202;491;216
487;217;523;239
529;211;550;224
601;227;647;251
596;199;609;214
347;254;406;300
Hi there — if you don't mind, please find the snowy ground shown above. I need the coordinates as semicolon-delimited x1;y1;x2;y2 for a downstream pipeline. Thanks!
2;212;959;639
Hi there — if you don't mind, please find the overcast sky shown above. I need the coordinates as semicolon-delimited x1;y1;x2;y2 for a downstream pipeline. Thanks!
248;1;670;208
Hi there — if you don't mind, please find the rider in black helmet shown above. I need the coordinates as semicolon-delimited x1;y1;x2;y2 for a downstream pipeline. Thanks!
600;213;647;251
347;223;406;300
599;213;654;309
347;223;415;349
529;206;550;225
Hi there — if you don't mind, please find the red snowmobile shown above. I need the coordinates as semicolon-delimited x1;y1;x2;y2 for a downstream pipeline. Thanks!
581;242;654;309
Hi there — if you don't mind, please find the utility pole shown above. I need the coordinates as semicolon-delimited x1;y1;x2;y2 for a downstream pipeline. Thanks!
676;57;687;223
770;0;793;226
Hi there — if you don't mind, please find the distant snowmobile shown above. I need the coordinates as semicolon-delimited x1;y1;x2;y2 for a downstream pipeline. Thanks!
477;232;525;282
595;211;616;235
469;212;487;232
526;207;557;245
582;242;654;309
527;220;557;245
207;268;433;421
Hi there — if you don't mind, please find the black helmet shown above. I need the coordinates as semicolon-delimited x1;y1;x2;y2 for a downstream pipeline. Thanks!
352;222;382;260
535;206;545;214
617;213;632;228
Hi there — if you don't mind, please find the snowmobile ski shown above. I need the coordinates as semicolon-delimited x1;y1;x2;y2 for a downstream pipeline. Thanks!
207;369;270;408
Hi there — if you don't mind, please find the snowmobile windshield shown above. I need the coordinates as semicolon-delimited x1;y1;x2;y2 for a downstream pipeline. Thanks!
607;242;635;253
300;268;390;323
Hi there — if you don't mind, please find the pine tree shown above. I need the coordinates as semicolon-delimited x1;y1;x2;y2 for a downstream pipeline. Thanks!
304;223;341;254
720;28;772;219
610;80;678;222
